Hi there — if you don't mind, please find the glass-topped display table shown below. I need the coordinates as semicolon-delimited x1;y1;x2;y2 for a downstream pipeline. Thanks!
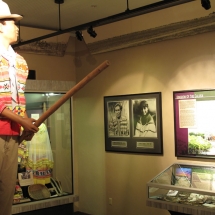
147;163;215;215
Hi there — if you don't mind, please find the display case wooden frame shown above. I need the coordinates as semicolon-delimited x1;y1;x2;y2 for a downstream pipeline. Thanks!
104;92;163;154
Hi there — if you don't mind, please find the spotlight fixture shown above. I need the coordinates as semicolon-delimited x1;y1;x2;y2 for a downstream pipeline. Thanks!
75;31;83;41
201;0;211;10
87;26;97;38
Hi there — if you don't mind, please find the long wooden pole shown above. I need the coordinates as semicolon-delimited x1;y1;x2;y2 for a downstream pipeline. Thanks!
19;60;110;142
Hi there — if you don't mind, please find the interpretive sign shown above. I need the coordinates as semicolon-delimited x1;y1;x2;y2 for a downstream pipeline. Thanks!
174;89;215;158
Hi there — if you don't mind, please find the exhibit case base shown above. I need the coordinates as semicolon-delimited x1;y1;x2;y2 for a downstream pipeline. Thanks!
12;194;79;214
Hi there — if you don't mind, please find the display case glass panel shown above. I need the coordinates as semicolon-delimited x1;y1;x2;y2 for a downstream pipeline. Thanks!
15;92;73;204
147;163;215;213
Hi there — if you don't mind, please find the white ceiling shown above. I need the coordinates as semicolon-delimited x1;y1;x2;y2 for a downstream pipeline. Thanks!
5;0;205;42
5;0;194;30
4;0;215;50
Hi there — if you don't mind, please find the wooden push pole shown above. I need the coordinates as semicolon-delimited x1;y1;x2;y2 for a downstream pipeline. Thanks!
19;60;110;143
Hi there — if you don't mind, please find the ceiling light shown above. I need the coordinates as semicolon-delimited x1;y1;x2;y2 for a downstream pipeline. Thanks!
75;31;83;41
87;26;97;38
201;0;211;10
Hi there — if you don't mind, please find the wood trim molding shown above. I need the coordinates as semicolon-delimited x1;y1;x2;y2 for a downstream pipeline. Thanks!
25;80;76;92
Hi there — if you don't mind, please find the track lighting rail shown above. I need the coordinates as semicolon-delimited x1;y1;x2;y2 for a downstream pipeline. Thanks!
13;0;194;48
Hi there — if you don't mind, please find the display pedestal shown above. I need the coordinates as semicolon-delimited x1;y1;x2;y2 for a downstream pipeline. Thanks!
13;203;73;215
147;199;215;215
12;195;79;214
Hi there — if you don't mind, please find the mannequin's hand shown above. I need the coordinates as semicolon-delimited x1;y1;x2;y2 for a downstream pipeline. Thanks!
21;118;39;133
21;130;35;141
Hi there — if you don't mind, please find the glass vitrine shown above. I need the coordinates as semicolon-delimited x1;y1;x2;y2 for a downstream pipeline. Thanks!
12;80;78;214
26;92;72;190
147;163;215;214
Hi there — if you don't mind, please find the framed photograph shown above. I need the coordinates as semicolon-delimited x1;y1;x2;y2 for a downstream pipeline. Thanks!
174;89;215;158
104;92;163;154
18;171;34;187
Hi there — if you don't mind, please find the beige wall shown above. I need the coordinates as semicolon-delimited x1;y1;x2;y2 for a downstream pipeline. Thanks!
22;53;76;81
17;29;76;81
73;31;215;215
18;26;215;215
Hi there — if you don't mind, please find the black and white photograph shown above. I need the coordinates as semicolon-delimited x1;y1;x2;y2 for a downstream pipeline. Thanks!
132;98;157;138
107;100;130;137
104;92;163;154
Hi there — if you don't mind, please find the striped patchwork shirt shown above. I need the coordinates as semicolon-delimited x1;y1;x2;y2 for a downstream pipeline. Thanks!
0;53;28;135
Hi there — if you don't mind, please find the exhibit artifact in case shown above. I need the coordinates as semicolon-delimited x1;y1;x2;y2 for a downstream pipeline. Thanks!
147;163;215;215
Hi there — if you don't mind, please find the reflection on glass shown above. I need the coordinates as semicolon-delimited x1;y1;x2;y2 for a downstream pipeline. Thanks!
18;92;72;201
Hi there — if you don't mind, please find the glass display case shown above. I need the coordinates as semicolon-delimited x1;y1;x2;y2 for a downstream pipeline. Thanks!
12;80;79;214
147;163;215;215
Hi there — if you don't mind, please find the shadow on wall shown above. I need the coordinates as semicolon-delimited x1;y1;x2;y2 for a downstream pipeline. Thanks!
74;39;97;67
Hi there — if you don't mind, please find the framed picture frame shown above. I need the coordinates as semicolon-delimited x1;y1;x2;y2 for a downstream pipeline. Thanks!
104;92;163;154
173;89;215;159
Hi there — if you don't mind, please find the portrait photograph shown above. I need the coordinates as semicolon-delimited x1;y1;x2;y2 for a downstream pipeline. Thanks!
107;100;130;137
132;98;157;138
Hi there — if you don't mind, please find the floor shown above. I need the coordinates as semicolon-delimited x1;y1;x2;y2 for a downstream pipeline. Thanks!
73;212;90;215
